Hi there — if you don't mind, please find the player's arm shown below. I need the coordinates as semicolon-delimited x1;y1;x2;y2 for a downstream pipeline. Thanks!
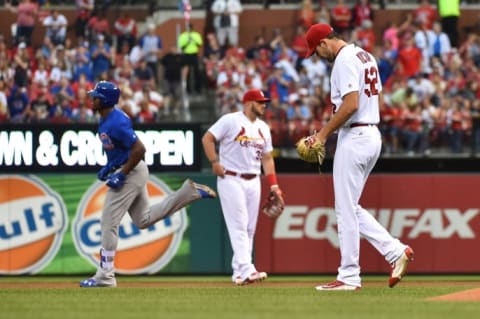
315;91;359;144
120;139;146;175
202;131;225;177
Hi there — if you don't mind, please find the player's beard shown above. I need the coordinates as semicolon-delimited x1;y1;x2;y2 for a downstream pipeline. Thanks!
252;105;264;118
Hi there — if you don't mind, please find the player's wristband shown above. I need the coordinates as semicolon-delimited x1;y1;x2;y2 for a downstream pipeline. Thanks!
210;158;219;164
266;174;278;189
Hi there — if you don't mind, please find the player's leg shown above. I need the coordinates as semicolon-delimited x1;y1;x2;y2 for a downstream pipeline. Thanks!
217;176;256;283
243;177;267;284
130;177;216;229
80;164;147;288
331;129;376;288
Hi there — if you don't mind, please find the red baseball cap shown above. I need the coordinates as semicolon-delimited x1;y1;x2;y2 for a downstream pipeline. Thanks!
242;89;271;103
306;23;334;57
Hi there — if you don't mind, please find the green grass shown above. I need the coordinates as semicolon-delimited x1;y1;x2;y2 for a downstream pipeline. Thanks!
1;276;480;319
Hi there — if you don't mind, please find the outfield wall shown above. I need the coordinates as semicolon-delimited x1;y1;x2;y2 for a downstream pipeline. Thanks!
1;173;479;275
1;124;479;275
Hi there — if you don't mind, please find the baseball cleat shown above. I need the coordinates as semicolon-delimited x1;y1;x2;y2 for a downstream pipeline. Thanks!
235;272;267;286
388;246;414;288
315;280;360;291
192;182;217;199
80;277;117;288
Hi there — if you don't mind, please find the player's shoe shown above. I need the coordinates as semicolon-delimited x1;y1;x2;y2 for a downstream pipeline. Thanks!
388;246;414;288
79;276;117;288
315;280;360;291
191;181;217;199
234;272;267;286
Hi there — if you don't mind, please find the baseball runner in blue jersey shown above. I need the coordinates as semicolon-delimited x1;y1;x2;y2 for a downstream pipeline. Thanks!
80;81;216;288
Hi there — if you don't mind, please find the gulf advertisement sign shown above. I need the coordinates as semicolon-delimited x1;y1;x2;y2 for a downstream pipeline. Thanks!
72;176;187;274
0;175;68;274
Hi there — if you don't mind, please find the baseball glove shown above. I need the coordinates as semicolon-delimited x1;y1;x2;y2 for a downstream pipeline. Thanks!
262;188;285;218
295;135;326;164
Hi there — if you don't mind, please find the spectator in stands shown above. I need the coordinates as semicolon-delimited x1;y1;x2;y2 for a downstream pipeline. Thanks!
267;65;292;105
72;42;93;82
90;34;112;81
113;56;134;84
12;42;30;88
7;85;29;123
211;0;243;48
6;0;38;46
114;12;137;54
352;19;375;53
297;0;316;30
178;23;203;94
397;36;423;79
301;54;328;94
0;58;14;88
316;1;331;25
32;59;49;88
161;46;184;118
117;83;137;119
0;79;8;123
42;9;68;46
376;39;398;86
71;101;95;123
133;58;155;90
331;0;352;37
291;25;309;71
458;33;480;67
350;0;374;30
470;99;480;155
413;20;433;75
438;0;460;48
30;84;52;123
413;0;437;30
74;0;94;41
133;82;164;120
139;23;163;87
429;22;452;61
87;9;111;44
50;57;73;83
204;32;225;61
245;35;270;60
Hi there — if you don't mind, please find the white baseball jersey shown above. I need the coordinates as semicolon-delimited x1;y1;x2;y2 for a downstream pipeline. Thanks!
330;44;381;126
208;111;273;174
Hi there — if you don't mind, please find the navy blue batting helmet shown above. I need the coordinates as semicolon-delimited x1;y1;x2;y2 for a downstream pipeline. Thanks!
88;81;120;108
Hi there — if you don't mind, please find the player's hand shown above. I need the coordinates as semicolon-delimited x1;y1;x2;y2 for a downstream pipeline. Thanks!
106;172;126;189
97;165;113;181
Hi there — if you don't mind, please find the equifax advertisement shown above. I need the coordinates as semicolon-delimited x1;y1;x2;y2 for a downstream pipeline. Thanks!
256;174;480;274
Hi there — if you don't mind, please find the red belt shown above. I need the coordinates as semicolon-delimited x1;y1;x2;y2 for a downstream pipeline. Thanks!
224;170;258;180
350;123;377;128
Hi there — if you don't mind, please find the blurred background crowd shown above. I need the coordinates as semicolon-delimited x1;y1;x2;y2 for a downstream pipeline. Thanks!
1;0;480;157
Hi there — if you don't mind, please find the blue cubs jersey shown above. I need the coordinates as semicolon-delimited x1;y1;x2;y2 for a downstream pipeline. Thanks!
98;108;138;168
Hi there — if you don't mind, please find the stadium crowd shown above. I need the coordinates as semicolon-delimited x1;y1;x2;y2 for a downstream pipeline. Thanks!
0;0;479;156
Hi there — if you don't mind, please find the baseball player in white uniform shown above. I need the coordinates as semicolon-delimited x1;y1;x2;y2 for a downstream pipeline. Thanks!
304;24;414;290
202;89;283;285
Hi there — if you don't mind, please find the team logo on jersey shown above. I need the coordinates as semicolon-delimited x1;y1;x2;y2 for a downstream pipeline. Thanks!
72;176;187;274
99;133;114;150
0;175;68;274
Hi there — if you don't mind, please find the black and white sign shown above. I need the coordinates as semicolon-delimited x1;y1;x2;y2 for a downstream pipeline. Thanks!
0;124;202;172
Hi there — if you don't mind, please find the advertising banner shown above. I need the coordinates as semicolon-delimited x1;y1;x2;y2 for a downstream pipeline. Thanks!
256;174;480;274
0;123;202;173
0;173;225;275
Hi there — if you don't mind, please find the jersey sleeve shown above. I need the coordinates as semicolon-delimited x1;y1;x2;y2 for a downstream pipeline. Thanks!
337;56;360;98
111;118;138;150
208;114;231;141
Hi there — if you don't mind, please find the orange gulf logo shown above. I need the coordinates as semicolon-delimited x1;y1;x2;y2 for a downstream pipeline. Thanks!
72;176;187;274
0;175;68;274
